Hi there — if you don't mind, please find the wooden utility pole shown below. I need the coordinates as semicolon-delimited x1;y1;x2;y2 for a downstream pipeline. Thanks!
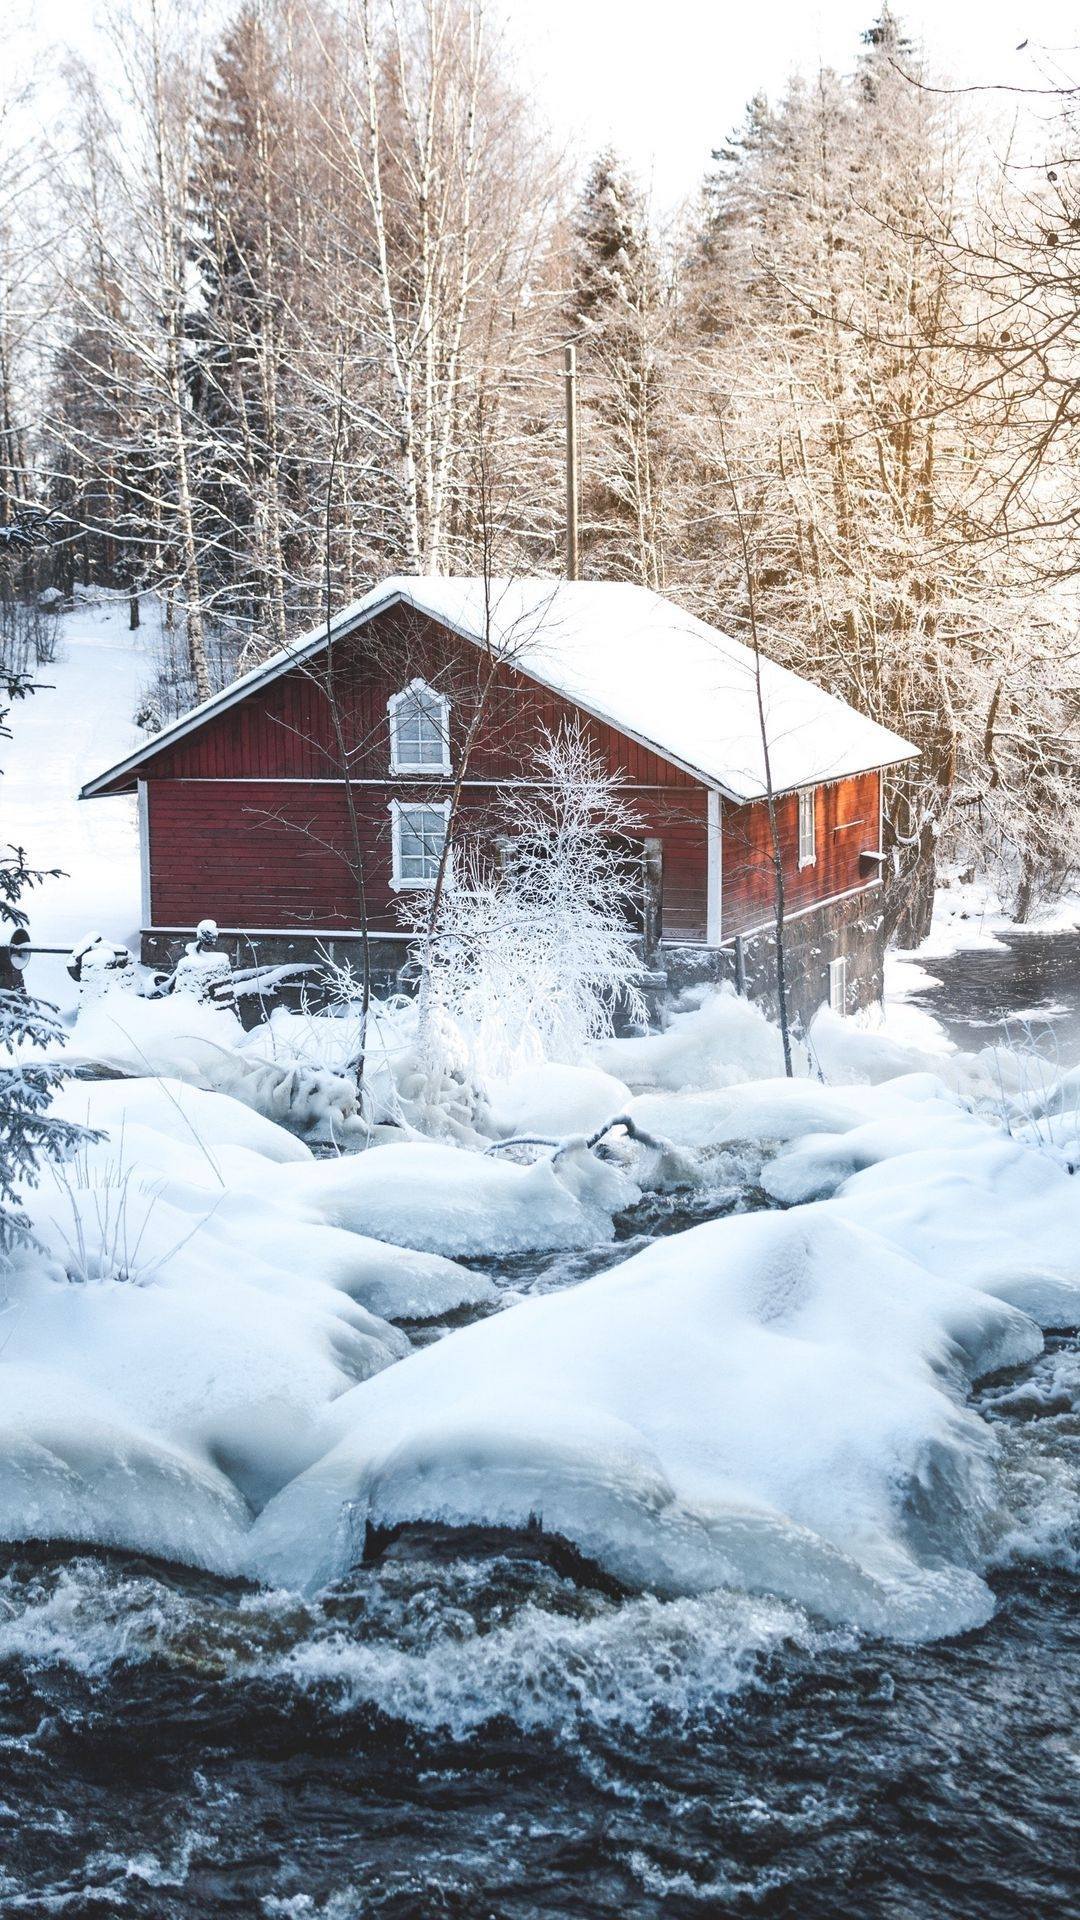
564;343;579;581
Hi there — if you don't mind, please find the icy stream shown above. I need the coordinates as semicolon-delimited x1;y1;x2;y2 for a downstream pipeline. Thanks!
1;1179;1079;1917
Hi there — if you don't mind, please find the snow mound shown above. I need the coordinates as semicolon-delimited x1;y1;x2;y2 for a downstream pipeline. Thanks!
250;1207;1040;1639
259;1139;638;1257
486;1063;634;1140
595;985;788;1091
51;1075;314;1167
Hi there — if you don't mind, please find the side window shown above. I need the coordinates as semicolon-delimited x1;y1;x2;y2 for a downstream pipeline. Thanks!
390;801;450;888
828;955;848;1016
388;680;451;773
798;787;816;867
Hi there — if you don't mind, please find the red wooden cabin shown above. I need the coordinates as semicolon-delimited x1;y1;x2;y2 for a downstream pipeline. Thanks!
82;578;917;1016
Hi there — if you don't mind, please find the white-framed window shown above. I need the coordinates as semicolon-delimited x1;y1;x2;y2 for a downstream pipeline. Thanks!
828;955;848;1016
389;799;450;888
387;679;451;774
798;787;817;867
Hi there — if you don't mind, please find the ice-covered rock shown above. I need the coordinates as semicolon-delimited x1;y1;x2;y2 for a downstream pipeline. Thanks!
0;1366;249;1575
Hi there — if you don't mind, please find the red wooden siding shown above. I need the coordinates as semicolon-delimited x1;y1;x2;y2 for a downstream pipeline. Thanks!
146;779;711;940
144;605;698;788
721;772;881;940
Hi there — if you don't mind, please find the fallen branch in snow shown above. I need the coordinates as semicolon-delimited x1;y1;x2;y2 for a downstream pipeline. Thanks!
486;1113;672;1160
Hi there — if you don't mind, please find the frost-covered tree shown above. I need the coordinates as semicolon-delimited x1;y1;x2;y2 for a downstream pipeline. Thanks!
408;726;648;1084
678;9;1076;939
568;149;671;586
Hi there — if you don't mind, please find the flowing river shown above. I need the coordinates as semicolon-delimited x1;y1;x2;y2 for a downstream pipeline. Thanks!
2;938;1080;1917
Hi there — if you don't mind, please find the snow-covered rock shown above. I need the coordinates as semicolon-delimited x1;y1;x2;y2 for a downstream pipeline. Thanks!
257;1138;639;1257
831;1134;1080;1330
250;1206;1041;1639
486;1062;634;1141
595;984;788;1092
52;1075;313;1166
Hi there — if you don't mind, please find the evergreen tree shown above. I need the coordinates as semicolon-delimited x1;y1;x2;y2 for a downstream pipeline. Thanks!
570;148;653;331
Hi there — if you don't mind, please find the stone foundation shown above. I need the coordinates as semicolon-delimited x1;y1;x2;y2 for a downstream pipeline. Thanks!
142;887;885;1031
661;889;885;1029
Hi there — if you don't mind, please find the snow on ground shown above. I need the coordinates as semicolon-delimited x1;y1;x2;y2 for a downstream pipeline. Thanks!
896;870;1080;967
1;592;156;1013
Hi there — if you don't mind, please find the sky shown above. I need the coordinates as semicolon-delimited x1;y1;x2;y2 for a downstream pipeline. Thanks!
12;0;1080;209
517;0;1080;207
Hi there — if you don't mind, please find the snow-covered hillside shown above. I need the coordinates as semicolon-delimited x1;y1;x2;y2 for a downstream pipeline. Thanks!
2;593;153;1011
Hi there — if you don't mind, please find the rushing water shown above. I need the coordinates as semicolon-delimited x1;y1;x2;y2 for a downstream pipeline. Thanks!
4;942;1080;1917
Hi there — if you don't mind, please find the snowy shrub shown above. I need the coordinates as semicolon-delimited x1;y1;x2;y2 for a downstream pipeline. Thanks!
408;727;649;1086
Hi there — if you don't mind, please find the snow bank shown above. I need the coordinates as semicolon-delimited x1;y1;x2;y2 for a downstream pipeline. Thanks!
250;1207;1040;1638
43;1089;495;1321
5;1179;408;1500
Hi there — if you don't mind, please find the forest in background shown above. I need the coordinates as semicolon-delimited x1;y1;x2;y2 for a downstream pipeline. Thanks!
2;0;1080;940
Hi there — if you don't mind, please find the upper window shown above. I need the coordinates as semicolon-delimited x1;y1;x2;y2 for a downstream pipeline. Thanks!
388;679;450;774
798;787;817;867
390;800;450;888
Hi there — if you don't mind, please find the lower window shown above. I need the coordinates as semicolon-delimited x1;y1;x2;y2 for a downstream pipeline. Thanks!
828;954;848;1016
390;800;450;888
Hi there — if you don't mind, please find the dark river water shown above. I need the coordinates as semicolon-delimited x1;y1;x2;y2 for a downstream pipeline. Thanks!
908;925;1080;1057
3;936;1080;1918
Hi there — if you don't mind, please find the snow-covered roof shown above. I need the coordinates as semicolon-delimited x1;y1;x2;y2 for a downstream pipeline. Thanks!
81;576;917;803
